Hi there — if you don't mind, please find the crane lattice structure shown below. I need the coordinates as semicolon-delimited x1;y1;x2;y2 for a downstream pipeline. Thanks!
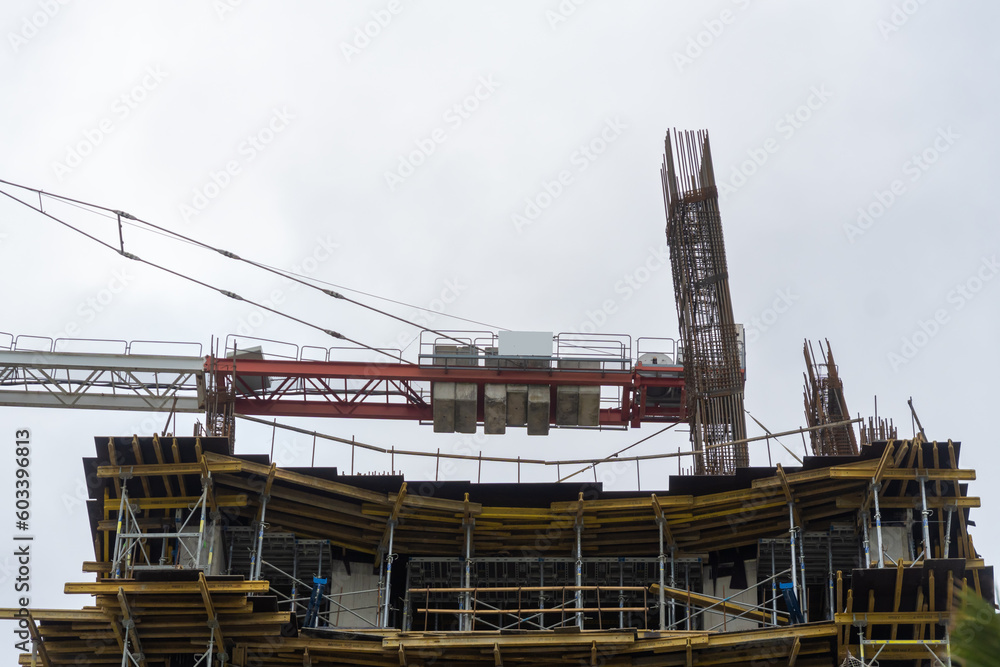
661;129;748;475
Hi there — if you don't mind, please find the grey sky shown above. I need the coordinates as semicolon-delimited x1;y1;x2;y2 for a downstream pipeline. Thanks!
1;1;997;655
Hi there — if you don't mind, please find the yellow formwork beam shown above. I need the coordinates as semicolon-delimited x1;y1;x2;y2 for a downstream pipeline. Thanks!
102;494;248;511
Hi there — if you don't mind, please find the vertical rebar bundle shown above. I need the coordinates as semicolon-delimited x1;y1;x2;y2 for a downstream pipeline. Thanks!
859;416;897;446
803;339;858;456
661;129;748;475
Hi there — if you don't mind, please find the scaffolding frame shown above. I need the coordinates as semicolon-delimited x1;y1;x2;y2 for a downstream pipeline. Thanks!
111;478;211;578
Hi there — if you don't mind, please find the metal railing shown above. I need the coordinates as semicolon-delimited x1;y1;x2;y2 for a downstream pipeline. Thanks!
409;585;649;631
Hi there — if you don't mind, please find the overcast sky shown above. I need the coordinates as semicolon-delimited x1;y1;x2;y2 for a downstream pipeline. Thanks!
0;0;997;654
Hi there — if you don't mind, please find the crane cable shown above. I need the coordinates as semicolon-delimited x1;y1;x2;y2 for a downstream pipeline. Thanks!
0;181;408;364
0;178;495;356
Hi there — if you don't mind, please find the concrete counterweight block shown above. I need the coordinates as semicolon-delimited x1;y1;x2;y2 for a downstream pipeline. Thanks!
432;383;456;433
455;383;478;434
484;384;507;435
556;360;601;426
578;385;601;427
506;385;528;426
577;361;601;427
555;386;579;426
527;385;550;436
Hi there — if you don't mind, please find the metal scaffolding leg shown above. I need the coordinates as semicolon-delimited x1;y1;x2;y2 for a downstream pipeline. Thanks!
196;480;208;570
657;519;666;631
798;526;807;623
770;546;777;626
861;510;871;567
197;633;214;667
906;509;916;561
669;545;677;629
827;530;835;621
208;511;220;574
685;564;691;630
920;476;932;559
403;562;412;631
575;522;583;629
873;482;884;568
376;553;384;628
618;560;625;629
382;521;396;628
463;522;472;631
226;531;234;575
943;506;954;558
788;504;799;613
290;542;299;614
539;557;547;630
252;494;269;580
112;486;130;578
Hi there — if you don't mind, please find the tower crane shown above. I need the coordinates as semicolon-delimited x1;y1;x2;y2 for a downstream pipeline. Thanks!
0;130;750;475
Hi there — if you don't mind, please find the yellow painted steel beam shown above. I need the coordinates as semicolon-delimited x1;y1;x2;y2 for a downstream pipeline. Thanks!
96;462;241;478
752;463;875;490
130;436;154;505
94;595;252;609
788;635;800;667
478;507;562;520
206;452;388;504
383;631;636;649
378;482;408;556
170;438;189;496
871;441;896;489
627;623;836;652
102;495;249;511
404;491;481;515
65;581;269;595
254;462;277;523
151;434;174;498
550;496;693;512
197;572;225;650
117;588;147;667
832;468;975;481
835;612;951;625
213;475;370;520
837;496;979;509
0;609;106;621
131;612;292;628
